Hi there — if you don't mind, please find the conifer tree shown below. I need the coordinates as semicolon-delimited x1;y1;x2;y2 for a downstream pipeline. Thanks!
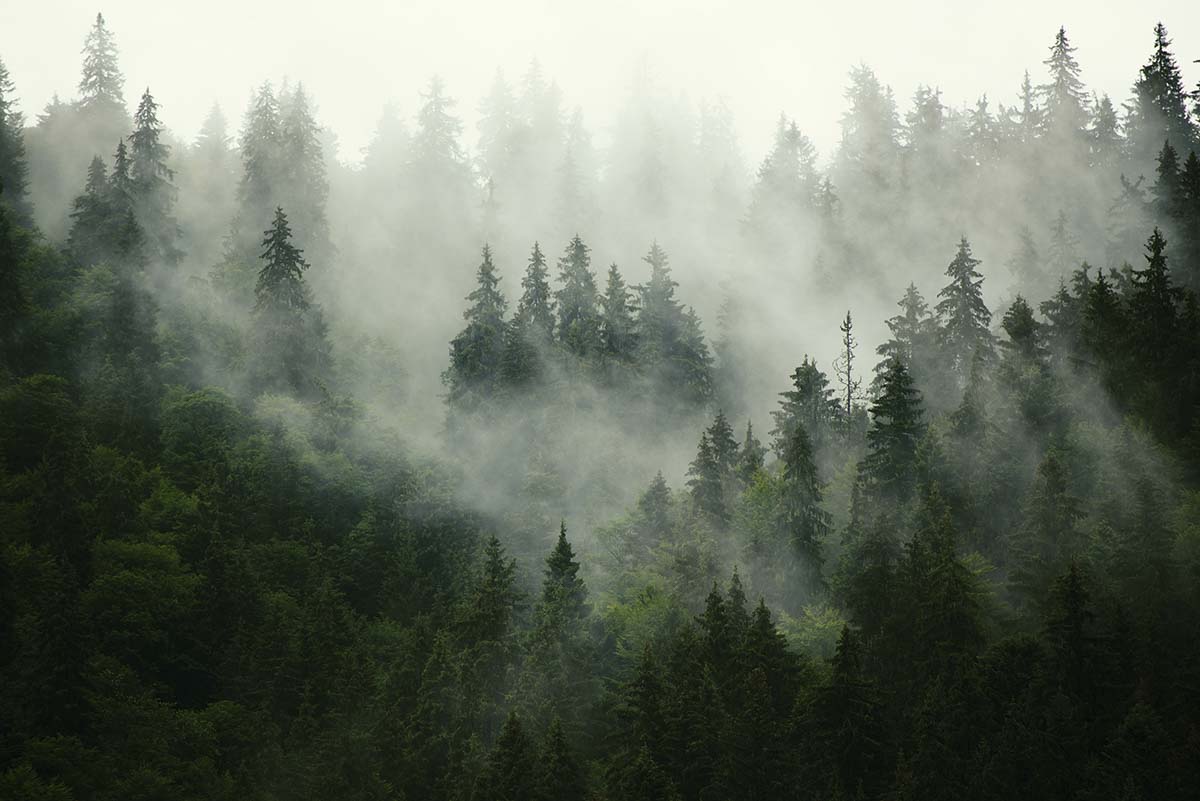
446;245;508;409
1126;23;1197;167
554;235;599;356
534;521;590;650
127;88;179;264
536;718;587;801
599;263;637;361
999;296;1045;364
1129;227;1179;359
771;356;839;456
935;237;994;378
875;283;936;388
780;422;830;588
478;711;537;801
252;207;326;394
238;83;282;238
78;13;125;114
706;410;738;475
737;420;766;483
1039;26;1089;142
687;433;726;524
0;59;30;221
278;84;329;256
1088;93;1121;168
862;358;924;502
515;241;556;338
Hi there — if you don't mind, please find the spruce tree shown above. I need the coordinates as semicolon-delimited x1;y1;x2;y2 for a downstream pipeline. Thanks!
1127;23;1197;167
1129;227;1179;359
737;420;766;484
541;520;589;622
771;356;838;456
687;432;726;524
999;296;1045;363
599;263;637;361
875;283;936;389
446;245;508;409
127;88;179;265
478;711;537;801
78;13;125;114
935;237;994;378
279;84;329;256
1039;26;1089;142
780;422;830;589
862;358;924;502
237;83;282;242
554;235;599;356
0;58;30;221
536;718;587;801
515;241;556;338
706;410;738;475
252;207;325;394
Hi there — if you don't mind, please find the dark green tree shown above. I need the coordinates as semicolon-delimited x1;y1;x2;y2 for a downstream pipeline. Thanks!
0;58;30;221
935;237;994;378
862;358;924;502
780;422;830;589
127;88;179;265
599;263;637;361
771;356;838;457
687;433;726;524
446;245;508;410
554;235;599;356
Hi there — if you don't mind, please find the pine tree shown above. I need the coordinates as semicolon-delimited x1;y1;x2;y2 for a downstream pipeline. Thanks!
875;283;936;388
252;207;326;394
237;83;282;238
478;711;537;801
446;245;508;409
1009;450;1083;608
999;296;1045;363
536;718;587;801
737;420;766;483
1015;69;1042;145
935;237;994;378
772;356;839;456
780;422;830;588
68;155;113;263
635;242;714;405
1088;93;1121;168
0;58;30;221
536;521;590;642
127;89;179;265
706;410;738;475
1151;140;1181;224
278;84;329;256
599;263;637;361
1040;26;1089;142
1126;23;1197;167
746;115;818;247
78;13;125;114
554;235;599;356
687;433;726;524
1129;227;1179;359
862;358;924;502
515;242;556;338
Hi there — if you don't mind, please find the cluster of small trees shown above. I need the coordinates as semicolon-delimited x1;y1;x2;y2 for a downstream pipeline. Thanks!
444;237;714;420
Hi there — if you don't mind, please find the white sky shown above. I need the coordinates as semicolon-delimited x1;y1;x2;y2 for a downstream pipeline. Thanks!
2;0;1199;167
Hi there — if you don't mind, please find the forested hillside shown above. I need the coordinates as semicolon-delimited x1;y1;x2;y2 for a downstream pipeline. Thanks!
3;12;1200;801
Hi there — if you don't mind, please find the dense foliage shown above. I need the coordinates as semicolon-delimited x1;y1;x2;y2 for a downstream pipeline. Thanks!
4;14;1200;801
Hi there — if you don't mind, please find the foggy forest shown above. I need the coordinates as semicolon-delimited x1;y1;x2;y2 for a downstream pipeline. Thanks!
3;6;1200;800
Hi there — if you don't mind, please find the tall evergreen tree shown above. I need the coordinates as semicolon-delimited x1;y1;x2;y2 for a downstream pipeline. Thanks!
127;89;179;265
278;84;329;256
936;237;995;378
535;521;590;643
0;58;30;221
77;13;125;114
772;356;838;456
599;263;637;361
687;432;726;524
862;358;924;502
252;207;325;394
515;241;556;338
554;235;599;356
780;422;830;589
478;711;537;801
737;420;766;483
237;82;282;241
1039;26;1089;143
446;245;508;410
1126;23;1197;167
875;283;936;389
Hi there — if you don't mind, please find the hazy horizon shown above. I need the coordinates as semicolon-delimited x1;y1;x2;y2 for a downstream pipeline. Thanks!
3;0;1198;166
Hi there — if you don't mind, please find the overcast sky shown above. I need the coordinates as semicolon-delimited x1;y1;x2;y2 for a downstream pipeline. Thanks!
2;0;1199;167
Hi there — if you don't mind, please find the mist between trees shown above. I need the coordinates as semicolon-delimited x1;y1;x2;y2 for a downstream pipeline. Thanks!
3;11;1200;801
